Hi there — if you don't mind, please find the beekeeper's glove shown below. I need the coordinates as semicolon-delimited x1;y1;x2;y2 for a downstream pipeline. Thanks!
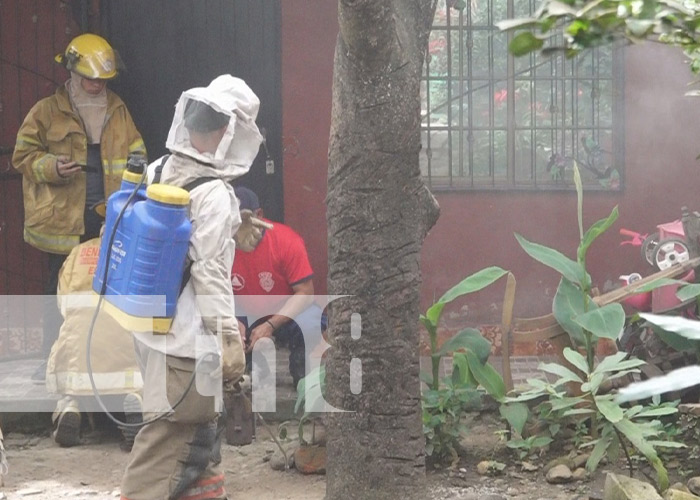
207;321;246;384
221;331;246;383
234;209;273;252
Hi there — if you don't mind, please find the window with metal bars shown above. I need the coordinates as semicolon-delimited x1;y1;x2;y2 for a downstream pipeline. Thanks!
421;0;624;191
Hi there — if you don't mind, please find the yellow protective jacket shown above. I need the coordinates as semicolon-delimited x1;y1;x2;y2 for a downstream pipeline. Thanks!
12;85;146;254
46;237;142;396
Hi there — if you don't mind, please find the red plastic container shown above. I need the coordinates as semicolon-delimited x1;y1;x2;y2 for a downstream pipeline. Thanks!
652;269;695;313
623;290;653;312
620;273;652;312
620;269;695;313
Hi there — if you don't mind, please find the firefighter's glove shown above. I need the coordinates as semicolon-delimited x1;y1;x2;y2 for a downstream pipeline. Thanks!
234;209;273;252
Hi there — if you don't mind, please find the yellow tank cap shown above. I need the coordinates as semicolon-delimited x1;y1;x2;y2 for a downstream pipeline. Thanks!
147;184;190;206
122;170;143;184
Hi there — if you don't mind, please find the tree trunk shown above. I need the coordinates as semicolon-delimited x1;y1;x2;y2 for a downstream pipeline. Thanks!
325;1;440;499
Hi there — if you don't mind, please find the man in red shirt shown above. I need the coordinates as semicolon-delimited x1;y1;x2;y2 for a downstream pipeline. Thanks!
231;186;325;387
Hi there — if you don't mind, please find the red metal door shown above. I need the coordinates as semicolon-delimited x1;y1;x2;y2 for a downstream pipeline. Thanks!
0;1;81;358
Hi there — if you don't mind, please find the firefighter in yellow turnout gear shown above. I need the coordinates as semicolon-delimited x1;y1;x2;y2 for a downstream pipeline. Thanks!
13;33;146;255
47;226;144;449
12;33;146;379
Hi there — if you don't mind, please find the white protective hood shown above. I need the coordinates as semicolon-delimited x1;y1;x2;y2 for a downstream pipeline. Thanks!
165;74;263;175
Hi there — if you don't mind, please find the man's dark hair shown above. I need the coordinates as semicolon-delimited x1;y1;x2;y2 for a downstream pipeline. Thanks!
233;186;260;211
184;99;229;133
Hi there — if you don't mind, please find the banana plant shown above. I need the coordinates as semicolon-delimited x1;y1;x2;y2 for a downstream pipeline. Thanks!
618;313;700;402
420;267;526;461
515;164;625;371
420;266;510;396
510;347;679;491
510;164;683;490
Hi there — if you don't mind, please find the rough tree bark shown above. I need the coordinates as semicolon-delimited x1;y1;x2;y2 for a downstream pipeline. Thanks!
325;1;441;499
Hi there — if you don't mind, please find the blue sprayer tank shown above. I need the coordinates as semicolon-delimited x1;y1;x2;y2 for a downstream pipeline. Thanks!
98;158;150;225
93;167;191;334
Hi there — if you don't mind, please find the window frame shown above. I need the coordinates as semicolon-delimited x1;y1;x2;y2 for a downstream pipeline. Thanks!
421;0;625;192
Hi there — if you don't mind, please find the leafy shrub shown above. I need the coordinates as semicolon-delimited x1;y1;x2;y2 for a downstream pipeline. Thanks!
419;267;511;463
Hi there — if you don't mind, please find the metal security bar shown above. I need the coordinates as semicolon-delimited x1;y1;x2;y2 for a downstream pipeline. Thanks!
421;0;624;191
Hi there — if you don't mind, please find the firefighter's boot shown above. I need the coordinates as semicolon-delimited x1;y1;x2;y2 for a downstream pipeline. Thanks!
52;396;81;447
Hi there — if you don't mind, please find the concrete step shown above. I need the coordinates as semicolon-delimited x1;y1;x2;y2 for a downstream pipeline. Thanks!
0;353;559;422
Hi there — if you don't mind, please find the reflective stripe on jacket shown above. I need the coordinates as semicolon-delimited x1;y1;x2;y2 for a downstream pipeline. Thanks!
12;85;146;254
46;237;143;396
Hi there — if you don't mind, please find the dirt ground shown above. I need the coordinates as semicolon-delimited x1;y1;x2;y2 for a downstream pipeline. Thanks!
0;416;326;500
0;410;688;500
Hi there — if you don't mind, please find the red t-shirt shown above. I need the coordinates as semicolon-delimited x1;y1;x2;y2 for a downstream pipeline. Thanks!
231;219;313;318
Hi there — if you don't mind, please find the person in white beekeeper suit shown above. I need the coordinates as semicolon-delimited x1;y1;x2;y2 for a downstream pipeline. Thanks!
120;75;261;500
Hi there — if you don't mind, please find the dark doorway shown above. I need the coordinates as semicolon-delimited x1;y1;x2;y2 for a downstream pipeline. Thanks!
100;0;283;220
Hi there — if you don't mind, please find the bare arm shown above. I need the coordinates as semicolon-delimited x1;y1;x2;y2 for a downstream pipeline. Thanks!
246;279;314;351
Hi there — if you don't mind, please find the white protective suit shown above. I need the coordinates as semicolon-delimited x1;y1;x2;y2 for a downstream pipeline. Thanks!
121;75;262;500
134;74;262;376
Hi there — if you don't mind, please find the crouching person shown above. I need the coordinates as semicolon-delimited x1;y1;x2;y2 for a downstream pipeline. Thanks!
47;205;143;450
120;74;260;500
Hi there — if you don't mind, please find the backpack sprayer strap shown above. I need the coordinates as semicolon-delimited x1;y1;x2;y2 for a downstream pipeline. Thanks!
153;154;219;189
152;154;169;184
151;154;221;294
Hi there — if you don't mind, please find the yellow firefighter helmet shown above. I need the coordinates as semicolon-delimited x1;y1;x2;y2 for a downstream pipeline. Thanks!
55;33;118;80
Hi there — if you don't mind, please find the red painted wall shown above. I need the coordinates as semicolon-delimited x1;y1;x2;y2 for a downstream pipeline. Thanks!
420;42;700;323
280;1;337;296
0;1;77;295
280;11;700;321
4;3;699;325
